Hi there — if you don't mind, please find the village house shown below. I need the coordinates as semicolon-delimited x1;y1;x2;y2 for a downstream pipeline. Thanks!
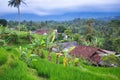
69;45;116;65
52;41;77;52
36;29;58;35
36;29;49;35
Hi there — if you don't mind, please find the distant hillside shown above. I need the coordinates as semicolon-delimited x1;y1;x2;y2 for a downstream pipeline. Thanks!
0;12;120;21
97;16;120;21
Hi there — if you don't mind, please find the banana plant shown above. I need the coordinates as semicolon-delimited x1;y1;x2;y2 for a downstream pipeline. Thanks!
30;35;46;55
45;30;56;61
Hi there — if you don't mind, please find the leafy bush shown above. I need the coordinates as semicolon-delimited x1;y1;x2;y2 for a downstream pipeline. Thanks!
19;48;31;65
73;58;79;66
2;31;34;45
101;54;120;67
112;37;120;53
0;39;6;46
37;49;45;59
0;26;10;35
79;56;92;66
20;31;34;44
57;33;64;41
7;31;19;44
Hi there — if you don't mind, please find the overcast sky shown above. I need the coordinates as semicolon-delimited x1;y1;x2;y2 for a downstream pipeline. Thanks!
0;0;120;16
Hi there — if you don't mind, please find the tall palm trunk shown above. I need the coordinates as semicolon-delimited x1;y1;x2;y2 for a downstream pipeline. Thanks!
18;5;20;32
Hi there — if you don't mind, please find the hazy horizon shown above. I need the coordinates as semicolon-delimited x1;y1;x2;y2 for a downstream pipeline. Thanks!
0;0;120;21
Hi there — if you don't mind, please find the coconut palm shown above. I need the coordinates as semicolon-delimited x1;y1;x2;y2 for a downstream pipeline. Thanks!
8;0;26;32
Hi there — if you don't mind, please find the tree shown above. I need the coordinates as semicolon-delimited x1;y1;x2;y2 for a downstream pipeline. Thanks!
0;19;7;26
83;25;96;36
86;19;94;27
72;33;82;44
108;20;120;37
64;29;72;38
109;20;120;28
8;0;26;32
8;20;16;28
112;37;120;53
86;34;94;42
57;26;66;33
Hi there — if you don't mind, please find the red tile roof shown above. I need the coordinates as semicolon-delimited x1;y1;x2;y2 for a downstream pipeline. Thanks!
90;53;100;64
36;29;49;35
69;45;100;64
70;46;97;58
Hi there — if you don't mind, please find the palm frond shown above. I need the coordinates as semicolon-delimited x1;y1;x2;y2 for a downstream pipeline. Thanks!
8;0;26;7
21;0;26;5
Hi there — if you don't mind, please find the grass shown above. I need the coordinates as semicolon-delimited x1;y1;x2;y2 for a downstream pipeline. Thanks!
32;58;120;80
81;64;120;80
0;46;120;80
0;48;8;65
0;47;47;80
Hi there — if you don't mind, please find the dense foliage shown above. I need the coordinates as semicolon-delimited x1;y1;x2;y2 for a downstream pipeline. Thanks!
1;17;120;53
0;17;120;80
0;19;7;26
0;47;120;80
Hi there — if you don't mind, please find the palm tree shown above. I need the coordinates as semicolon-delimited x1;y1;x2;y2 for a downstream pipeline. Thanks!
8;0;26;32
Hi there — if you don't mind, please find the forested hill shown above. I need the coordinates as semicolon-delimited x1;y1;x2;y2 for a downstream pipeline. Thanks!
0;16;120;53
4;16;120;30
1;12;120;21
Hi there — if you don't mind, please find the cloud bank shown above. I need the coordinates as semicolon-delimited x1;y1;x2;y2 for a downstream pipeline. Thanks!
0;0;120;16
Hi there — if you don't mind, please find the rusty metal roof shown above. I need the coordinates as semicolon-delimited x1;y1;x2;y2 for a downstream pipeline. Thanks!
36;29;49;34
69;45;100;64
70;45;98;58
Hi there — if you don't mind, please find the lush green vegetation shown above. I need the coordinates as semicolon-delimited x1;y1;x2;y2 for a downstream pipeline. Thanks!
0;22;120;80
32;58;120;80
0;17;120;80
0;47;45;80
0;47;120;80
1;17;119;53
0;0;119;79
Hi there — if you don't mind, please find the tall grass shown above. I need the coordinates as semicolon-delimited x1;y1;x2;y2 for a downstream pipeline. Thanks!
0;45;120;80
0;48;7;65
81;64;120;80
0;48;46;80
32;58;119;80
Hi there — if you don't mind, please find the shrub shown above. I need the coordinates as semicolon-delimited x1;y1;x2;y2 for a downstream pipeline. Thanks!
0;39;6;46
79;56;92;66
37;49;45;59
73;58;79;66
3;31;34;45
112;37;120;53
0;26;10;35
101;54;120;67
